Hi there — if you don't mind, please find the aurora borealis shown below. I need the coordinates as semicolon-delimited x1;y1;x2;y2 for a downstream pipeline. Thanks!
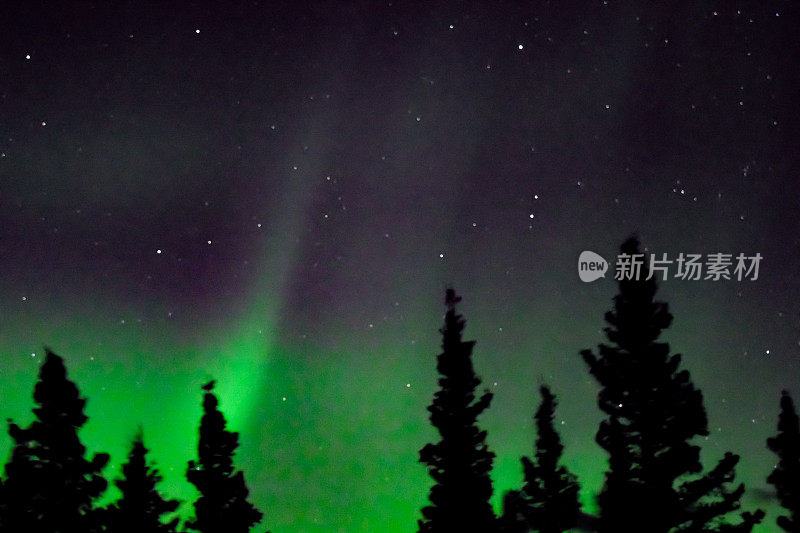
1;1;799;531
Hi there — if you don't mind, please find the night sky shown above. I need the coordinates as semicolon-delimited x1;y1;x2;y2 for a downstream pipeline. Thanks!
1;1;799;531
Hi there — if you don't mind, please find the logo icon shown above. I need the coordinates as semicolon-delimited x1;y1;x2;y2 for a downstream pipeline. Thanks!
578;251;608;282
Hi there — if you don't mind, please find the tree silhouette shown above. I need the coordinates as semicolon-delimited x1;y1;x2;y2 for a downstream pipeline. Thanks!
582;237;763;532
500;385;580;533
0;349;109;533
103;430;180;533
418;288;497;533
767;390;800;532
186;380;263;533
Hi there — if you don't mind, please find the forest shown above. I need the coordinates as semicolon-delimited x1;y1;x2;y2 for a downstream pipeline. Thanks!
0;238;797;533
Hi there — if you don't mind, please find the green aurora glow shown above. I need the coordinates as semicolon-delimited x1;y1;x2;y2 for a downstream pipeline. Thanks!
1;2;797;531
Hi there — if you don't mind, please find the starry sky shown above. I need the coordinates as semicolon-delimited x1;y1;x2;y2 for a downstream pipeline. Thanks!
1;1;799;531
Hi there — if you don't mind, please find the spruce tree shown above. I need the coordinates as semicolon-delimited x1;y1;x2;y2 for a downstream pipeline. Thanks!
104;430;180;533
767;390;800;532
0;349;109;533
500;386;580;533
582;237;763;532
418;288;496;533
186;380;263;533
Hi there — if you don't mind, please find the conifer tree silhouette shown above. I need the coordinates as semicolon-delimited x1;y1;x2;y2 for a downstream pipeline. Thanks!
582;237;763;532
103;430;180;533
767;390;800;532
418;288;497;533
0;349;108;533
500;385;580;533
186;380;263;533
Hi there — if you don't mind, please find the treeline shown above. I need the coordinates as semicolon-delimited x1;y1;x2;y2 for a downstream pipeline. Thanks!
417;238;799;533
0;237;799;532
0;359;265;533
